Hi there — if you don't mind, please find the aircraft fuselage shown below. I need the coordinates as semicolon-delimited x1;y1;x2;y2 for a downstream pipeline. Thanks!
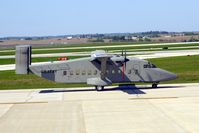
29;57;177;86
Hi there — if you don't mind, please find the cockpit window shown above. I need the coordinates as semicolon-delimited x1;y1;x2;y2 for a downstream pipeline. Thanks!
151;64;156;68
143;63;156;68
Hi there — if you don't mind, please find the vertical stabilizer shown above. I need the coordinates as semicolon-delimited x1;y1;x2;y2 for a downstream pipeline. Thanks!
15;45;32;74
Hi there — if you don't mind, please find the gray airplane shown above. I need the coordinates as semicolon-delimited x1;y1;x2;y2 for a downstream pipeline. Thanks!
16;45;177;91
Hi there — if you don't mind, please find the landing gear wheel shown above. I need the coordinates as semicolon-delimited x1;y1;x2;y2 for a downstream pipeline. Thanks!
95;86;104;91
152;83;158;88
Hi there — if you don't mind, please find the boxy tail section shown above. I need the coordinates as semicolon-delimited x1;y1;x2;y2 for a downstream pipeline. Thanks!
15;45;32;74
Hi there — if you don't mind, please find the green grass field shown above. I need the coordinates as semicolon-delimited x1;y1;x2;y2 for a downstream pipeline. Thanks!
0;56;88;65
0;55;198;90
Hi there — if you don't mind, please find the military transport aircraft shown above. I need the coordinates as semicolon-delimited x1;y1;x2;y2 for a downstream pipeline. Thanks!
16;45;177;91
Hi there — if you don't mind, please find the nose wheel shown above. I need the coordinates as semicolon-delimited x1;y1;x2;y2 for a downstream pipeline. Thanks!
152;83;158;88
95;86;104;91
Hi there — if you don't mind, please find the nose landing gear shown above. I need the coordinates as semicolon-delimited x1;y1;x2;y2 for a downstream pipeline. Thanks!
95;86;104;91
152;83;158;88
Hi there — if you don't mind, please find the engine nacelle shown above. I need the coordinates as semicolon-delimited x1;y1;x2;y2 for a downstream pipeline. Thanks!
111;56;125;63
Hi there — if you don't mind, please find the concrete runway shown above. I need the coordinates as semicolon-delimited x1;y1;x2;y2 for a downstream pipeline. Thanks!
0;83;199;133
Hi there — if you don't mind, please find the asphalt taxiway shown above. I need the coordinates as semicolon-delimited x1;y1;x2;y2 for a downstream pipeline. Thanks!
0;83;199;133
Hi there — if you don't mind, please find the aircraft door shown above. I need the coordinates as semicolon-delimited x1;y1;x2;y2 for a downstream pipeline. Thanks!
133;64;141;81
133;64;140;75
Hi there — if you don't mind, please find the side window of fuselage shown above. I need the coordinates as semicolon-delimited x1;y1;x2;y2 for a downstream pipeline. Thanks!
106;70;109;74
94;70;97;75
88;70;92;75
70;70;73;75
63;71;67;76
112;70;115;74
128;69;131;74
82;70;86;75
118;70;121;74
76;70;80;75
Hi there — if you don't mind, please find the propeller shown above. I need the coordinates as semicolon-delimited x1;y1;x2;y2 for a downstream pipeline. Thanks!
121;50;129;69
124;50;127;69
121;50;129;80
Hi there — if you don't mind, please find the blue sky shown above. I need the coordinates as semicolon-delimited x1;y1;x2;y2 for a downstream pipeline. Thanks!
0;0;199;37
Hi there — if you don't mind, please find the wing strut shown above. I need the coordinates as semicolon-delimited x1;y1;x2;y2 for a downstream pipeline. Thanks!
100;58;108;79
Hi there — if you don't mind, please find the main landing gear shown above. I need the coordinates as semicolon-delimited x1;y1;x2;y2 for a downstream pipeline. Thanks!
95;86;104;91
152;83;158;88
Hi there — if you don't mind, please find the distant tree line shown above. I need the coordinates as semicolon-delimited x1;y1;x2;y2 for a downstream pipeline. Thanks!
183;32;199;36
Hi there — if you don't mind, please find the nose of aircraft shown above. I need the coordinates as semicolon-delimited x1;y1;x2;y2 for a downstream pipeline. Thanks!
159;69;177;81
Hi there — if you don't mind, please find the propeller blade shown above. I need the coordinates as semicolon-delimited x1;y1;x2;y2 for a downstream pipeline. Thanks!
125;61;127;70
125;50;126;59
122;63;125;80
124;50;127;70
121;50;128;79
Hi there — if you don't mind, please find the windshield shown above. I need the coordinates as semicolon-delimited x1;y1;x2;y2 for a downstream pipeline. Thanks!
143;63;156;68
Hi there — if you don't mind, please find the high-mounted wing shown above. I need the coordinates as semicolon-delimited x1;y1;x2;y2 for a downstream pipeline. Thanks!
91;50;112;61
91;50;112;79
90;50;129;80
